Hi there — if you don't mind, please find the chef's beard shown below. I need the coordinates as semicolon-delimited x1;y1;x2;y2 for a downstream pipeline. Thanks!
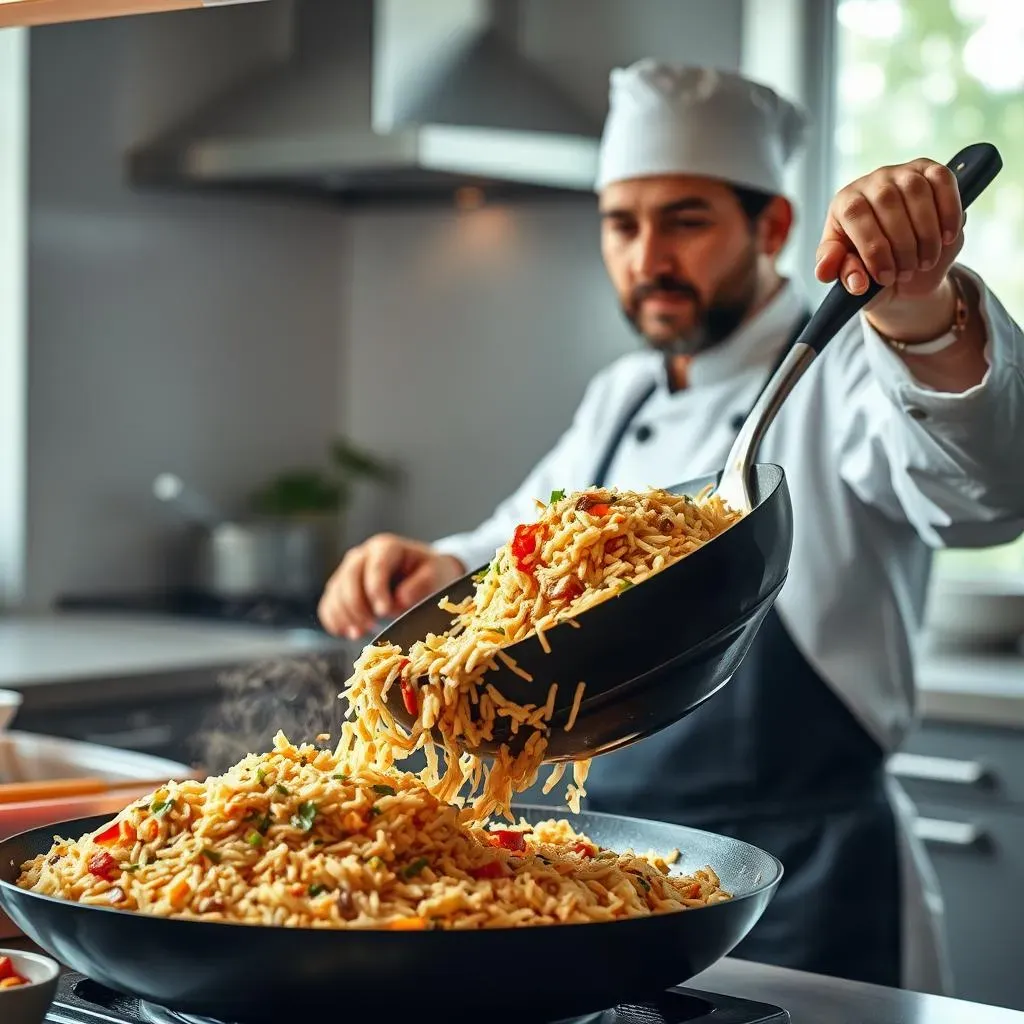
623;242;760;357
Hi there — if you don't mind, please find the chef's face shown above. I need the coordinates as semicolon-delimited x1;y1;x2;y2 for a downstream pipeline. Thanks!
599;175;789;356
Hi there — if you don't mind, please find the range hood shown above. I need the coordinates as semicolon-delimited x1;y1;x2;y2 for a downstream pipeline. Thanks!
127;0;602;203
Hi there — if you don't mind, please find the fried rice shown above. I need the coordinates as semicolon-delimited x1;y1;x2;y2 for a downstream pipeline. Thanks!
17;733;730;928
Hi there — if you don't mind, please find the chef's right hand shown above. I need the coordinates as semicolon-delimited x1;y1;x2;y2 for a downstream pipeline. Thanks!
317;534;465;639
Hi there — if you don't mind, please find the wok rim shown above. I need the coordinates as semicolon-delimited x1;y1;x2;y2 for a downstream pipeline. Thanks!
0;805;784;937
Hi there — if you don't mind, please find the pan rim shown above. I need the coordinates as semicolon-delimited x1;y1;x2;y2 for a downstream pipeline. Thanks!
0;807;784;937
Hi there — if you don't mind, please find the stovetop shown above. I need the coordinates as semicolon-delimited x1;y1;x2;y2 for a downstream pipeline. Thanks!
46;972;789;1024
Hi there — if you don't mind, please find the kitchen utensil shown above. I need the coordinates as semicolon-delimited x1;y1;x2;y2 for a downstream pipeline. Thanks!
376;142;1003;763
0;691;22;734
0;778;172;806
0;807;782;1022
153;472;341;600
0;948;59;1024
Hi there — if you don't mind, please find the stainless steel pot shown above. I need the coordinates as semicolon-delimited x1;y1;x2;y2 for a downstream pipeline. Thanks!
188;517;340;600
154;474;341;600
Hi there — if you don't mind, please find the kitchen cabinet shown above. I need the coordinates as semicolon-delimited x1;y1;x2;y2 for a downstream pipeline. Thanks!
891;719;1024;1011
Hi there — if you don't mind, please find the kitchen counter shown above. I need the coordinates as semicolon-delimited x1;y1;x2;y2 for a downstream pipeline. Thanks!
690;957;1024;1022
915;645;1024;728
6;934;1022;1022
0;613;339;688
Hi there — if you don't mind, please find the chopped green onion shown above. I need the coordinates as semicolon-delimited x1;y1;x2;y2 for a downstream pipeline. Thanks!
290;801;318;833
275;784;291;796
245;830;263;847
617;579;635;592
256;768;267;785
635;874;651;892
308;883;328;897
549;489;566;504
372;784;396;797
401;857;429;879
201;848;222;864
369;806;382;818
332;773;348;781
149;798;174;817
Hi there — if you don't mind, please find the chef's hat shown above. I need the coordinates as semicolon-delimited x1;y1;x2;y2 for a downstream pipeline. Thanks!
595;60;809;196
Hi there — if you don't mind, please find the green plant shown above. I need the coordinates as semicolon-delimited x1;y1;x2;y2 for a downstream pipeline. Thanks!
248;438;397;518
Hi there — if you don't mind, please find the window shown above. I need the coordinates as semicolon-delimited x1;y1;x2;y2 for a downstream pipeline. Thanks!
835;0;1024;580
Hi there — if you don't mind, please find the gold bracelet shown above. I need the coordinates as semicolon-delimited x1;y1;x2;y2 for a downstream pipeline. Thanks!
883;271;969;355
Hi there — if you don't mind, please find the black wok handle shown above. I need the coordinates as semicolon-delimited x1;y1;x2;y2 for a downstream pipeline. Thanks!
798;141;1003;356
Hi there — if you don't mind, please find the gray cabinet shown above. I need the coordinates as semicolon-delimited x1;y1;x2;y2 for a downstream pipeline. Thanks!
890;721;1024;1011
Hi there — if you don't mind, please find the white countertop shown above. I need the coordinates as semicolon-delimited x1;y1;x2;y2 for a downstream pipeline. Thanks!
0;613;340;688
915;644;1024;728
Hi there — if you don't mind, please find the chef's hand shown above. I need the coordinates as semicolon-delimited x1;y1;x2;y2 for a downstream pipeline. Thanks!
814;158;967;336
318;534;465;639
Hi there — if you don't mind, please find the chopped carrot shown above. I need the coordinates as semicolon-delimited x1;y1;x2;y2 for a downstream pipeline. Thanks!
167;878;192;909
388;915;427;930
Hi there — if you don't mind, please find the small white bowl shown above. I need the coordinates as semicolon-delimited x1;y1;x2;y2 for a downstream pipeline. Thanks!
0;689;22;732
0;948;60;1024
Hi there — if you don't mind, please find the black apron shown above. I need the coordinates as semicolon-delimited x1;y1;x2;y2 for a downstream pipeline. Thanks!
584;315;903;987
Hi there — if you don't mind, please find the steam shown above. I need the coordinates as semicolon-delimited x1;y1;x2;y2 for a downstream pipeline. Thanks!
191;651;358;774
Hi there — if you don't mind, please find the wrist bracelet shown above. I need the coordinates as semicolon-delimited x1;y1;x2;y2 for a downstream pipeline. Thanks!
883;271;969;355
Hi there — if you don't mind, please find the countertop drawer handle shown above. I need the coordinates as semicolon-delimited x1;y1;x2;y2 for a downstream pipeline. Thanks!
913;817;987;850
887;752;990;787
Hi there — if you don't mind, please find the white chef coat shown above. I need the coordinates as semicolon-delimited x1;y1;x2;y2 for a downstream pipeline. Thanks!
434;267;1024;995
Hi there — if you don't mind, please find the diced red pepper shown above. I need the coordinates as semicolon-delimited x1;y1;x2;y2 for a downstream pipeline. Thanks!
96;820;137;847
589;503;610;517
469;860;505;880
686;883;701;899
400;677;418;716
87;851;119;881
560;577;584;602
572;841;595;858
489;829;527;853
0;956;17;982
510;523;543;572
94;821;121;846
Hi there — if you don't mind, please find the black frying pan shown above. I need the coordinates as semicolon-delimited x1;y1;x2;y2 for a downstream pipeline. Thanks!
0;809;782;1022
376;142;1003;763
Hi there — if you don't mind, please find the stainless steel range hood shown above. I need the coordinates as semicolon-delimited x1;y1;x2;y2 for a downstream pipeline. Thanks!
127;0;602;203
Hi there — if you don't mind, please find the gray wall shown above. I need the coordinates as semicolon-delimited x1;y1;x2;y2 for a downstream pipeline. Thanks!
15;0;750;603
342;0;746;546
23;5;346;608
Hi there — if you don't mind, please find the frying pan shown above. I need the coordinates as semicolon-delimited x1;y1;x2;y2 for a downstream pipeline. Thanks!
0;809;781;1022
377;141;1003;763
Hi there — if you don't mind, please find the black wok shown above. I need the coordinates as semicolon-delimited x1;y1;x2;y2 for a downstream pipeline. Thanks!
376;141;1002;762
384;462;791;762
0;809;782;1022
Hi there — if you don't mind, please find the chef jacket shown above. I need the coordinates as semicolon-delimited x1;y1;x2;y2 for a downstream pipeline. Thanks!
433;266;1024;993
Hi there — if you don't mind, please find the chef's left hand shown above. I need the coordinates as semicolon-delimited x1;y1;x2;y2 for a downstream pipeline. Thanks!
814;158;964;308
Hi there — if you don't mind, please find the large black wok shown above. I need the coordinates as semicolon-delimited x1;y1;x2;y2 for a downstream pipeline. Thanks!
0;809;782;1022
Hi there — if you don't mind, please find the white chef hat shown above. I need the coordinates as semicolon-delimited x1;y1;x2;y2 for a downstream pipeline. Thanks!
595;60;809;196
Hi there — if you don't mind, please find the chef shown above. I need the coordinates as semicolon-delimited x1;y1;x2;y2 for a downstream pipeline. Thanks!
319;61;1024;993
